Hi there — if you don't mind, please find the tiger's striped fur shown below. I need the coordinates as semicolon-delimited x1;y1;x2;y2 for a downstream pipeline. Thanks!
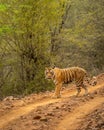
45;66;90;98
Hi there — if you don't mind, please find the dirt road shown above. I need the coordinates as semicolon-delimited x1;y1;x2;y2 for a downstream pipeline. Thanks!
0;82;104;130
55;96;104;130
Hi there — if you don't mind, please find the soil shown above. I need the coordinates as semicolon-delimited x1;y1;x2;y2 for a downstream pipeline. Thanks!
0;73;104;130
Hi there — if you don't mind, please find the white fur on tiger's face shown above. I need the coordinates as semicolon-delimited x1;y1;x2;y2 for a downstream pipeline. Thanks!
45;67;55;80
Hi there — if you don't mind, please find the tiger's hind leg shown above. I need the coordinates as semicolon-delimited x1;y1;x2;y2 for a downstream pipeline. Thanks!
82;84;88;96
76;86;81;97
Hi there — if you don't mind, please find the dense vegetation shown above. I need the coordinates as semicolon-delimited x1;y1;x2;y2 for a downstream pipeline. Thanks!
0;0;104;98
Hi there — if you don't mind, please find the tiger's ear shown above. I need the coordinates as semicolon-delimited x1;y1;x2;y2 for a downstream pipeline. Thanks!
52;65;55;69
45;67;48;70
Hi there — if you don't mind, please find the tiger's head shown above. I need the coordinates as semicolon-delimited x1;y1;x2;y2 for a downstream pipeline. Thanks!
45;67;55;80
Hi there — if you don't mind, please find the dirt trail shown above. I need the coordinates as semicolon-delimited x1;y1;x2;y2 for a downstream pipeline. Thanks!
0;98;61;128
55;96;104;130
0;83;104;129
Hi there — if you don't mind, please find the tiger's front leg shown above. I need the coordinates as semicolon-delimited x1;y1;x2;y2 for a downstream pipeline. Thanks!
52;83;62;99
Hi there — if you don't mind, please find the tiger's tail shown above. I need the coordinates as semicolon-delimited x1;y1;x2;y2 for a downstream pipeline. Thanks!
84;73;97;86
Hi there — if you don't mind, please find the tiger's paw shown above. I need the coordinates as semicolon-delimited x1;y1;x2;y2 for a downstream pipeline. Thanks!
51;95;61;99
75;94;79;97
84;93;90;96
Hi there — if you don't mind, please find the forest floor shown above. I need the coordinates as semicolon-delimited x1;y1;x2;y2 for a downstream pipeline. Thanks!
0;73;104;130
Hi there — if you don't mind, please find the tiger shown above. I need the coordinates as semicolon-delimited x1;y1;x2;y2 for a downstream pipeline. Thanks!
45;66;96;98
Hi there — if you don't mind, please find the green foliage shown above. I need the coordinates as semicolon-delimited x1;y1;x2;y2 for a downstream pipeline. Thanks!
52;0;104;76
0;0;104;98
0;0;66;98
0;4;7;11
